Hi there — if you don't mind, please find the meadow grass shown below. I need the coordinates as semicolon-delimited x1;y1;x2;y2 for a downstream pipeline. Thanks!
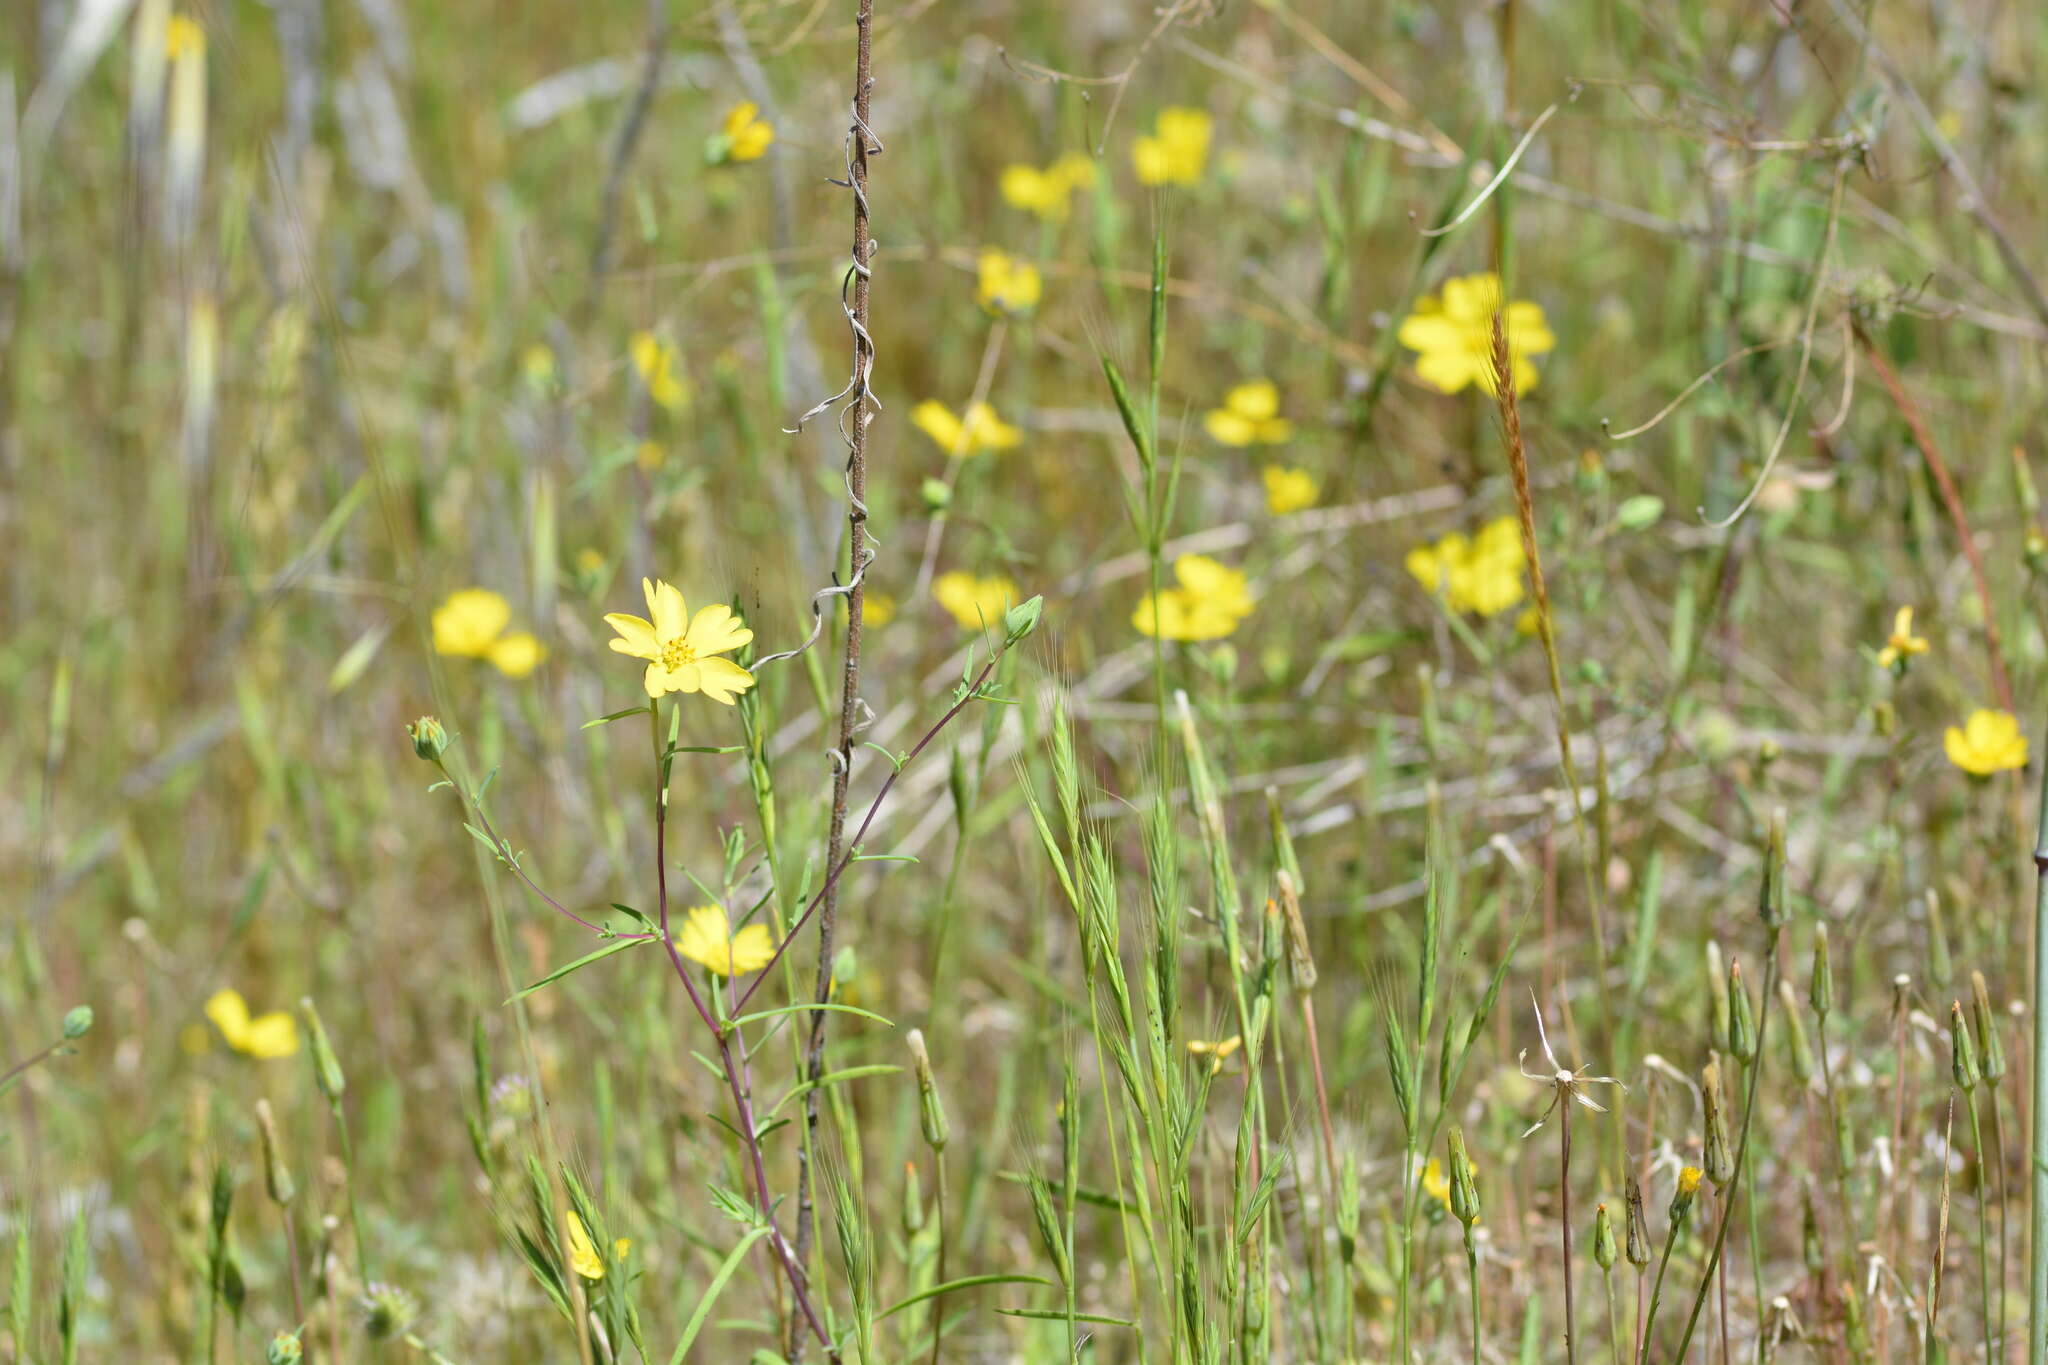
4;0;2048;1361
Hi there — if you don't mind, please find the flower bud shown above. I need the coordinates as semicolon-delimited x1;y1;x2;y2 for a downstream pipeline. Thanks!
1446;1126;1480;1230
62;1005;94;1039
1809;922;1833;1018
1727;961;1756;1063
1702;1060;1734;1187
1002;594;1044;645
1593;1202;1618;1271
255;1098;297;1207
1759;806;1786;929
920;477;952;512
901;1160;924;1237
1276;869;1317;993
362;1282;419;1341
1777;981;1815;1087
907;1029;948;1152
1950;1001;1979;1092
1706;942;1731;1054
299;998;346;1102
406;715;449;762
1671;1166;1703;1222
267;1332;304;1364
1972;971;2006;1082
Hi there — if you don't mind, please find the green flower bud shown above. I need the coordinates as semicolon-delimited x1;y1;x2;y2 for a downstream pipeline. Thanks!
1760;807;1787;929
1706;942;1731;1054
1593;1202;1618;1271
254;1098;297;1207
1727;961;1757;1063
907;1029;948;1152
920;477;952;512
299;998;346;1102
1951;1002;1979;1092
1002;594;1044;645
1446;1126;1480;1230
901;1160;924;1237
1972;971;2006;1082
267;1332;304;1364
62;1005;94;1039
1702;1060;1734;1187
1777;980;1815;1087
1809;922;1834;1018
406;715;449;762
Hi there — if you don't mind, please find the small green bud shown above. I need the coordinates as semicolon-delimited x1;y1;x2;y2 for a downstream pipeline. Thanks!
299;998;346;1102
1593;1202;1618;1271
1706;942;1731;1053
1727;961;1757;1063
1446;1127;1480;1230
255;1098;297;1207
906;1029;948;1152
1777;980;1815;1087
267;1332;304;1364
1702;1060;1734;1187
1809;922;1834;1018
406;715;449;762
1614;494;1665;531
62;1005;94;1039
362;1282;419;1341
920;477;952;512
1002;594;1044;645
901;1160;924;1237
1760;806;1787;929
1950;1001;1979;1092
1972;971;2006;1081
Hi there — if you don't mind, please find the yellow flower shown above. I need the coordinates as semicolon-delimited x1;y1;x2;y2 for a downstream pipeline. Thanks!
1133;554;1255;642
933;572;1018;630
605;578;756;703
1186;1035;1242;1075
1404;517;1526;618
1397;272;1556;395
522;343;556;390
629;331;688;412
717;101;775;162
1422;1157;1452;1211
636;440;666;473
565;1211;605;1281
204;989;300;1060
1133;107;1212;186
976;248;1042;316
861;592;897;628
166;14;205;59
486;631;547;679
1679;1167;1703;1196
1944;709;2028;777
675;904;777;977
1262;465;1319;515
912;399;1023;458
1876;606;1929;671
999;153;1097;220
433;589;512;658
1204;380;1293;447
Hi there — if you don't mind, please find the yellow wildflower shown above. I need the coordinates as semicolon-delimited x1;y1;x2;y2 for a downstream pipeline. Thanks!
1133;554;1255;642
204;989;300;1060
166;14;205;59
1133;107;1212;186
629;331;688;412
976;248;1042;316
605;578;756;703
715;101;775;163
1262;465;1319;516
912;399;1023;458
1944;709;2028;777
1000;153;1096;220
1422;1157;1452;1210
675;904;777;977
432;589;512;658
1186;1035;1242;1075
486;632;547;680
1876;606;1929;671
1397;272;1556;395
861;592;898;628
933;572;1018;630
1404;518;1526;618
565;1211;605;1280
1204;380;1293;447
521;343;557;391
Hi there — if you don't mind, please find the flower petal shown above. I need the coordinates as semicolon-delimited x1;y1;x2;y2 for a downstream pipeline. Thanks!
205;989;251;1043
694;656;756;705
606;613;659;660
685;603;755;658
727;924;777;974
647;579;688;639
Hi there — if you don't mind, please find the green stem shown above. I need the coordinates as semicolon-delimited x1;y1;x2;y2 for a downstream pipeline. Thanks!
2030;753;2048;1365
1740;1059;1766;1364
1967;1089;1995;1365
1606;1268;1623;1365
1467;1234;1483;1365
1639;1214;1688;1365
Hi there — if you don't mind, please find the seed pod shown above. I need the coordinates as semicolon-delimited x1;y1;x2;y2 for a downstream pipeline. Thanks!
1760;807;1787;929
1624;1174;1650;1268
1777;981;1815;1087
1446;1127;1480;1229
62;1005;94;1040
906;1029;948;1152
1809;922;1833;1018
1593;1202;1618;1271
1950;1002;1979;1092
1670;1166;1703;1223
254;1099;297;1207
1727;961;1757;1063
1702;1060;1734;1187
1276;869;1317;993
299;998;346;1102
1971;971;2006;1081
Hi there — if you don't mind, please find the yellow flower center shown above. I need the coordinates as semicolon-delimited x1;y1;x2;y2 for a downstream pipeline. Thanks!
659;636;699;671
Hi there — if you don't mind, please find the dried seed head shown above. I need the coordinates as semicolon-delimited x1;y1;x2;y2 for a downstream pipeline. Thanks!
1624;1173;1650;1267
1276;869;1317;992
1972;972;2006;1081
1593;1202;1618;1271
